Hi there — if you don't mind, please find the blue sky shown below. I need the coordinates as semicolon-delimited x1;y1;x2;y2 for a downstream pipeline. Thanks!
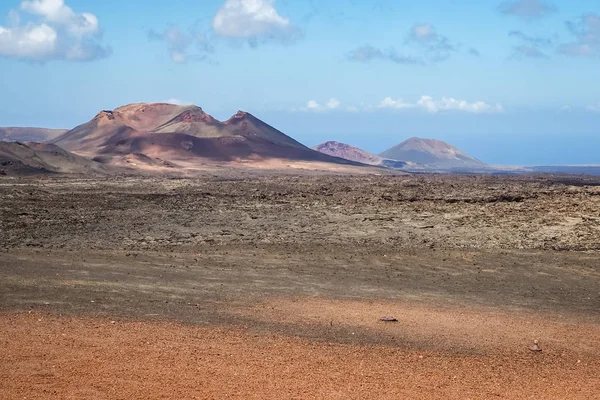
1;0;599;165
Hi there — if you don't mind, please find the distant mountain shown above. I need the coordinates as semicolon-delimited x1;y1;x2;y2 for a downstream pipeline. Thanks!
0;127;67;143
313;141;383;165
52;103;362;169
0;142;107;175
313;141;411;169
527;166;600;176
379;137;485;170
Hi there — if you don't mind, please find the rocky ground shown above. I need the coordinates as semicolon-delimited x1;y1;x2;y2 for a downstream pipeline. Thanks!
1;173;599;399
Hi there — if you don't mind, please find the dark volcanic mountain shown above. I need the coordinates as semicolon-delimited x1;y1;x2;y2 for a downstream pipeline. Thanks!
0;127;67;143
313;141;410;169
52;103;361;169
379;137;485;169
0;142;107;175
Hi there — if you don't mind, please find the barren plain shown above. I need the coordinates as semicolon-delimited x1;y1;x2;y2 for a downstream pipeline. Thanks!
1;173;600;399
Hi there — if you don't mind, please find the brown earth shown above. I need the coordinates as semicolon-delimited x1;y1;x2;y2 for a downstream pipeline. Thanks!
1;173;600;399
0;142;108;175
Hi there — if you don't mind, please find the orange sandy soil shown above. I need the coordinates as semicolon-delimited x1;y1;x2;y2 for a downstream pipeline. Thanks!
1;311;598;400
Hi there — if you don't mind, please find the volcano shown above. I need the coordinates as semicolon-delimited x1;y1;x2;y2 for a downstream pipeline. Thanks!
379;137;485;170
52;103;362;170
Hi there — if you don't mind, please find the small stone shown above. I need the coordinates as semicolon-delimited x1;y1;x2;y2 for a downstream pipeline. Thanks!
379;316;399;322
529;340;542;352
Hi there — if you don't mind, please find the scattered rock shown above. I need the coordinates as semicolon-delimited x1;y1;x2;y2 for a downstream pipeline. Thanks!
529;340;542;352
379;316;398;322
407;222;436;229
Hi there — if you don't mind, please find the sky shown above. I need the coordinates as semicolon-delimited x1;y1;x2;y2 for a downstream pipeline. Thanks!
0;0;599;165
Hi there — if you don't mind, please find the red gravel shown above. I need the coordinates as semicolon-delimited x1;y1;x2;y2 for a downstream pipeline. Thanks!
1;312;598;400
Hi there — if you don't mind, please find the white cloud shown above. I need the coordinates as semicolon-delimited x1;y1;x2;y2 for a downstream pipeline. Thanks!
303;98;342;112
559;14;600;57
347;23;459;65
21;0;72;22
306;100;320;110
163;98;192;106
0;0;109;62
423;96;504;113
171;51;186;64
346;44;423;65
406;23;456;62
379;97;412;109
326;98;340;109
21;0;100;38
148;25;214;64
586;103;600;112
346;44;384;62
299;96;503;114
509;31;553;59
379;96;504;114
212;0;299;45
0;23;57;60
412;24;434;40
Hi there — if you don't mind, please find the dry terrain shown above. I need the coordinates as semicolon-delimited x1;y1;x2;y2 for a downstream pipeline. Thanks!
1;173;600;399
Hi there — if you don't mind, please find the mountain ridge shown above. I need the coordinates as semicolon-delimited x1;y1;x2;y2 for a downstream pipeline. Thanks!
51;103;366;170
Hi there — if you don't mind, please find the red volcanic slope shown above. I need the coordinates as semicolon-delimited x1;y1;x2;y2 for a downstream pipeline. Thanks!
53;103;361;167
